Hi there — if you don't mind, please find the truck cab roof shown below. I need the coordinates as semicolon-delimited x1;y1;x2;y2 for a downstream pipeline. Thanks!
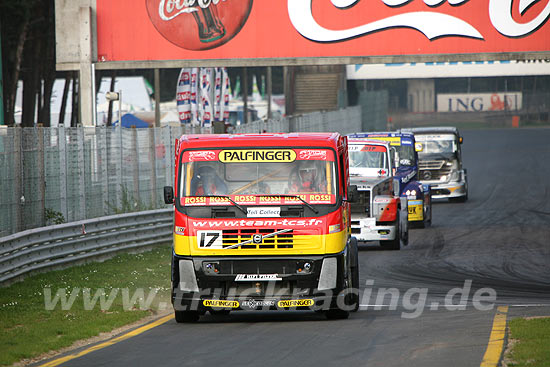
400;127;461;136
348;138;392;147
179;132;344;149
348;132;415;139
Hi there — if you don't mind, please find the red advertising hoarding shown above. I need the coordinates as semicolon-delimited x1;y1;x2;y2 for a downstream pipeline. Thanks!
96;0;550;63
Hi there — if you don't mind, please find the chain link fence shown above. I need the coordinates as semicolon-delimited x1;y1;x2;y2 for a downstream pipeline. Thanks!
232;106;361;134
0;107;361;237
0;125;207;237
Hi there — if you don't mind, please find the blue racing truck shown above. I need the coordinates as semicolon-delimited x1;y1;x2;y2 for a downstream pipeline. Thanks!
348;132;432;228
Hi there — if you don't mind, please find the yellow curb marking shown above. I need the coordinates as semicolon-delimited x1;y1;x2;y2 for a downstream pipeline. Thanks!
480;306;509;367
40;314;174;367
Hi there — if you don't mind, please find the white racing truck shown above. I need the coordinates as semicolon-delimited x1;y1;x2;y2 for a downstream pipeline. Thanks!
348;138;409;250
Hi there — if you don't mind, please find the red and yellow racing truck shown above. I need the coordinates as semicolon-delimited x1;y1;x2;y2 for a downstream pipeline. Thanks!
163;133;359;322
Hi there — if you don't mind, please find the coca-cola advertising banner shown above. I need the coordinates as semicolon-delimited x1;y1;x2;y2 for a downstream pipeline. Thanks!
95;0;550;63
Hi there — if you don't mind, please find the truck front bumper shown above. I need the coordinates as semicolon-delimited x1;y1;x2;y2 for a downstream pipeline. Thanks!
171;253;351;312
427;181;467;199
351;215;397;242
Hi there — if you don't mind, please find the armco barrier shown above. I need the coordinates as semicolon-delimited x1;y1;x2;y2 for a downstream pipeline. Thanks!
0;209;173;285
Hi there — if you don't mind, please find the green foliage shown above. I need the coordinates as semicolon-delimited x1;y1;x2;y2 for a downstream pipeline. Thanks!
0;246;172;366
506;317;550;367
44;208;65;225
106;185;154;214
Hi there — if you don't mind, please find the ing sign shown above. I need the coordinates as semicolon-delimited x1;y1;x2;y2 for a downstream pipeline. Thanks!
437;93;523;112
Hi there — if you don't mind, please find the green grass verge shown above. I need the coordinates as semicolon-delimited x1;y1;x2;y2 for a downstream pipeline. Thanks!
506;317;550;367
0;245;172;366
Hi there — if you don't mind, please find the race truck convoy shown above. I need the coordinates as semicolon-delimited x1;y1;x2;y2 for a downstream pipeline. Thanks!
348;132;432;228
163;133;360;322
347;138;409;250
401;127;468;203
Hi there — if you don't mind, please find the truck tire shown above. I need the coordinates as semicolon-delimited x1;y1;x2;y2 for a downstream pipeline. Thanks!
326;242;357;319
381;211;401;250
419;193;432;228
349;238;360;312
449;195;467;203
326;308;350;319
382;206;408;250
210;309;231;316
399;200;409;248
425;194;432;227
175;310;200;323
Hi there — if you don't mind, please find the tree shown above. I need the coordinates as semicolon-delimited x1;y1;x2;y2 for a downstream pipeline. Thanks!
1;0;56;127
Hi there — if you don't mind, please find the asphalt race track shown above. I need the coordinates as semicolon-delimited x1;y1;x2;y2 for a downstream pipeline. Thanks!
39;128;550;367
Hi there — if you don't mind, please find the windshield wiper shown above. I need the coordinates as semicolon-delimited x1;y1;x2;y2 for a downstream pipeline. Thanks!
260;194;319;214
201;195;247;215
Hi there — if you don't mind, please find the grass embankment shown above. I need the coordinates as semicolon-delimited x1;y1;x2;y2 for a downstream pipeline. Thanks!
0;246;172;366
505;317;550;367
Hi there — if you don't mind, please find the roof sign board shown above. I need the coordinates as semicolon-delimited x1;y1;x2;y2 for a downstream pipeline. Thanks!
89;0;550;66
347;60;550;79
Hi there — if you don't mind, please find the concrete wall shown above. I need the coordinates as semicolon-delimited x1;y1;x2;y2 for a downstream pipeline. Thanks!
55;0;97;68
407;79;435;113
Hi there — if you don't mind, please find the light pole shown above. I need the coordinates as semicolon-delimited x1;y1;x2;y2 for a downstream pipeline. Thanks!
105;90;122;127
0;23;4;125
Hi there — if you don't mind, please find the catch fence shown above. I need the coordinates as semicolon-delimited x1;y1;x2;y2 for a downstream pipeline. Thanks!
0;107;361;236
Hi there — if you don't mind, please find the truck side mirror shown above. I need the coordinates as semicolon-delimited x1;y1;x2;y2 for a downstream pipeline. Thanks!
164;186;174;204
348;185;359;203
393;178;401;197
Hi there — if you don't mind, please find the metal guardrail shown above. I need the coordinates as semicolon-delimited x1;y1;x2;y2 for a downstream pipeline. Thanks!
0;209;173;285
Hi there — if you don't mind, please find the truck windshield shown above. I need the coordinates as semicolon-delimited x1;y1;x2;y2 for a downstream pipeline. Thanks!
348;144;390;177
179;148;337;206
394;144;416;166
415;134;457;155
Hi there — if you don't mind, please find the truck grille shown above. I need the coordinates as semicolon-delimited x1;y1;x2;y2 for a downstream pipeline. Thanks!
419;160;445;170
350;190;370;215
419;160;451;181
222;229;295;249
419;168;451;181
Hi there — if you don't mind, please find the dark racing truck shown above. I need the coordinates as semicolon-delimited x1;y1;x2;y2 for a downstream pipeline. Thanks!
401;127;468;203
163;133;360;322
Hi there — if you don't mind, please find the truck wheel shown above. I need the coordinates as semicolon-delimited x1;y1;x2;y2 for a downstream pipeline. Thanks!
350;265;360;312
421;195;432;228
426;196;432;227
326;243;357;319
399;205;409;248
449;195;467;203
382;238;400;250
349;238;360;312
326;308;350;320
175;310;200;323
210;309;231;316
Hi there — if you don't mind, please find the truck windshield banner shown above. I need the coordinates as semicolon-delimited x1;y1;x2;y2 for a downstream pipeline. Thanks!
219;150;297;163
180;148;338;205
95;0;550;62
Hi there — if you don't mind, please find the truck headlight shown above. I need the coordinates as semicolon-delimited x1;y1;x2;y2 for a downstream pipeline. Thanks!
405;189;417;198
450;170;459;181
179;259;199;292
318;257;337;290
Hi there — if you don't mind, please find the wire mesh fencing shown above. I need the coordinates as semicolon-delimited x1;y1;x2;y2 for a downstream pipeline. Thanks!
232;106;361;134
0;107;361;236
0;125;200;236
